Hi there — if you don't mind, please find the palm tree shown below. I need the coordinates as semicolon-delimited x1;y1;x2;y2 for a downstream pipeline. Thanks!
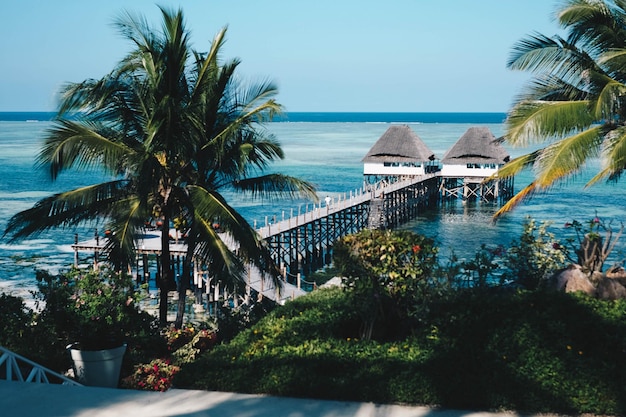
495;0;626;219
170;27;317;327
4;7;316;327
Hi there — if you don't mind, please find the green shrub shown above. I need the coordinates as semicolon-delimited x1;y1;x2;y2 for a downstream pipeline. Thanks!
176;288;626;415
0;293;34;351
333;229;441;340
503;217;566;289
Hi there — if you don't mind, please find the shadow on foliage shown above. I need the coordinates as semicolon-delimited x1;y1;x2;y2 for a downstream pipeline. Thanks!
421;289;626;414
176;287;626;415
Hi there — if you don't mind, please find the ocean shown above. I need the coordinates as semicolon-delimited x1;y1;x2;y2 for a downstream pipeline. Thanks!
1;112;624;299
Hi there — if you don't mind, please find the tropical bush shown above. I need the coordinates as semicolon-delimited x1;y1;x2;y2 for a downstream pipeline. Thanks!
121;358;180;392
333;229;444;340
0;294;35;353
35;267;159;351
176;287;626;415
502;217;566;289
562;216;624;274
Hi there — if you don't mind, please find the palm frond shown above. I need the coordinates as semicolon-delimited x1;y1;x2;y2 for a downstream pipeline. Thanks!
4;180;130;242
593;77;626;118
587;126;626;184
508;33;599;88
508;33;569;72
558;0;626;52
188;185;282;290
191;26;229;103
233;174;318;201
535;125;603;187
192;214;246;290
597;47;626;75
491;151;542;180
103;196;150;268
493;182;540;221
40;120;133;179
201;100;283;153
505;100;595;146
518;74;587;102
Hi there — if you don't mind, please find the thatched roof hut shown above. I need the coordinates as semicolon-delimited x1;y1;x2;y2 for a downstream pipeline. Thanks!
362;125;436;164
441;126;509;166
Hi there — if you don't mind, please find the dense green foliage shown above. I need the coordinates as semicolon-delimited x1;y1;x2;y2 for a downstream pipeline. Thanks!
35;268;158;351
176;287;626;415
333;229;444;340
5;268;166;375
502;217;566;289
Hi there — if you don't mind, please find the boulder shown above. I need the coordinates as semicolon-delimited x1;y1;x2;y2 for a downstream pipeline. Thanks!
596;277;626;300
606;265;626;282
551;264;595;295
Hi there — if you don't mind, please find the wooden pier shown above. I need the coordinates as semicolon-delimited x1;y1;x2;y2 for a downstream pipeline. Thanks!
72;124;514;306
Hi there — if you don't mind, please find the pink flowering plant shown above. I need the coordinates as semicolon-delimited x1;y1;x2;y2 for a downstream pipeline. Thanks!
121;358;180;391
163;324;196;352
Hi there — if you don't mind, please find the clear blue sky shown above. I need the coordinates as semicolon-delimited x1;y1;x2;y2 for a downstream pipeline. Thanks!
1;1;562;113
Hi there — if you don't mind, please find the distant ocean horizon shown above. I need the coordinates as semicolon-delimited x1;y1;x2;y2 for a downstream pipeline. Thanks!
0;111;508;124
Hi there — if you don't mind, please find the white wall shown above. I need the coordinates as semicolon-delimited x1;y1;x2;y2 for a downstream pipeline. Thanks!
363;162;426;176
440;163;500;177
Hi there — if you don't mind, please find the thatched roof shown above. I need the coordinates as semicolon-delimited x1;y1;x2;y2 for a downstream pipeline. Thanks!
362;125;436;163
441;127;509;165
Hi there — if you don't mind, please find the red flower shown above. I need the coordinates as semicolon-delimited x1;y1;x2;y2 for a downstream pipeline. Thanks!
412;245;421;253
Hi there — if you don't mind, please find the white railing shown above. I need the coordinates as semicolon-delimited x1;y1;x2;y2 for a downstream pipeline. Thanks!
0;346;82;386
255;175;435;239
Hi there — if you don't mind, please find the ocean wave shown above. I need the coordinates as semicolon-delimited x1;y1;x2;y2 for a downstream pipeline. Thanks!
0;191;54;201
0;243;49;251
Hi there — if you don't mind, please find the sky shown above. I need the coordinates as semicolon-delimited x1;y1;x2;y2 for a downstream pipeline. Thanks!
1;1;563;113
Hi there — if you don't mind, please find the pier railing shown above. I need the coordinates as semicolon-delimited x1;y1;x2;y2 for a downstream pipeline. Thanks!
256;174;435;239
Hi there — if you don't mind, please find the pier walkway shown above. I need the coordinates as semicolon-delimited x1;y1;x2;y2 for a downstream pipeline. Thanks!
73;172;507;304
256;174;434;239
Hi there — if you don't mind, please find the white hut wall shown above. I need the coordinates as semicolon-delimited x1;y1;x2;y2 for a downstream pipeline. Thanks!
440;163;500;177
363;162;426;176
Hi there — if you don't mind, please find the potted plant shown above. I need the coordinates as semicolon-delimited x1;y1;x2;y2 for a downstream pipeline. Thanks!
63;267;140;387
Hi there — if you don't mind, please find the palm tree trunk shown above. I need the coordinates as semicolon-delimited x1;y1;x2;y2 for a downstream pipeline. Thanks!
159;213;172;326
175;233;195;328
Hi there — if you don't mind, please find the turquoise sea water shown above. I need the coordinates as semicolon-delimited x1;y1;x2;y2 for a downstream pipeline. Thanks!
1;112;624;298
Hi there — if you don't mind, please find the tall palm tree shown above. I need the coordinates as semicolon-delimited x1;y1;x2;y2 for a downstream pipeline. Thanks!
495;0;626;219
170;27;318;327
4;7;316;326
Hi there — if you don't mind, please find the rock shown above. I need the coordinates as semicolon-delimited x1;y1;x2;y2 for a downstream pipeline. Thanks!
551;264;595;295
320;276;343;288
606;265;626;281
596;277;626;300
